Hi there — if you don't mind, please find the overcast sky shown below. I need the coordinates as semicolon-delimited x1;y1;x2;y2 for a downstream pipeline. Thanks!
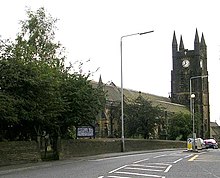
1;0;220;124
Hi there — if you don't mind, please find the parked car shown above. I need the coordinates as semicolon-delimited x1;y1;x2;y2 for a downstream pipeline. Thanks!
204;138;218;149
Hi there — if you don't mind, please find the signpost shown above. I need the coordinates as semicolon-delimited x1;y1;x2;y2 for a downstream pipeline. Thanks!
76;126;95;138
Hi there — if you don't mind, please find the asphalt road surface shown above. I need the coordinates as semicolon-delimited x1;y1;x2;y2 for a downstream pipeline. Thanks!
1;149;220;178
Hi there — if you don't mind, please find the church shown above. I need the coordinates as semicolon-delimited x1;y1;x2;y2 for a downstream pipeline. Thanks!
170;29;210;138
95;29;219;140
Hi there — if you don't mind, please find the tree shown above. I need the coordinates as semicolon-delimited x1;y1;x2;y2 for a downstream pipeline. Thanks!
0;7;106;140
16;7;65;68
167;112;191;141
59;73;106;137
13;7;65;138
124;96;163;139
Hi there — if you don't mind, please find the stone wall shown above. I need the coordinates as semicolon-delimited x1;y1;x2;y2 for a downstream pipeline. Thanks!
59;138;186;160
0;141;40;167
0;139;186;166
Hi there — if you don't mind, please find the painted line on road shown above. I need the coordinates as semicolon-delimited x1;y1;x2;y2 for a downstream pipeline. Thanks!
107;176;131;178
133;158;149;164
89;153;150;162
131;164;166;169
151;162;171;166
153;154;166;158
184;154;193;159
188;155;198;161
125;166;163;172
115;171;164;177
109;165;128;174
0;164;51;175
164;165;172;173
173;158;183;163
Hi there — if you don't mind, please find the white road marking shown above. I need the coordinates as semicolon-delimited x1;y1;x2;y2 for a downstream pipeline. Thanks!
173;158;183;163
115;171;164;177
89;153;151;162
130;164;166;169
133;158;149;164
153;154;166;158
151;163;171;166
164;165;172;173
107;176;131;178
99;151;190;178
109;165;128;174
184;154;193;158
125;166;163;172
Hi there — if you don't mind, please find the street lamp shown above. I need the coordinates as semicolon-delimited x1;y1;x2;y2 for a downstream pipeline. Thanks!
191;93;196;151
189;75;208;151
120;30;154;152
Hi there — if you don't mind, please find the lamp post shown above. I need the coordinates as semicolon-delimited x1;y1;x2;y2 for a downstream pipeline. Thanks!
120;30;154;152
189;75;208;151
191;93;196;150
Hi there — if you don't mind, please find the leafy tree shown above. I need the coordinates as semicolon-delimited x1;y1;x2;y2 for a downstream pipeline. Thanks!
15;7;65;68
59;73;105;137
167;112;191;141
0;7;105;141
12;7;64;138
124;96;163;139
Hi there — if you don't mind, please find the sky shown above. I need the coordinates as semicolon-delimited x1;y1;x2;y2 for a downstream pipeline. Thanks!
1;0;220;124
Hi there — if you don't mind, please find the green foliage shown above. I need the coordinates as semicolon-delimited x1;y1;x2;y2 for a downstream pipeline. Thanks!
167;113;192;141
0;7;105;141
16;7;65;68
124;96;163;139
60;73;106;135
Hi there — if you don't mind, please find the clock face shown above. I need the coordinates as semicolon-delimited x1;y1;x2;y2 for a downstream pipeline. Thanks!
182;59;190;68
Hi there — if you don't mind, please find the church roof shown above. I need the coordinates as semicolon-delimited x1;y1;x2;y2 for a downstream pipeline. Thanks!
91;80;189;114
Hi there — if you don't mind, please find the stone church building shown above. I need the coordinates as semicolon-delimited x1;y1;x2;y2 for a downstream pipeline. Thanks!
94;29;220;140
170;29;210;138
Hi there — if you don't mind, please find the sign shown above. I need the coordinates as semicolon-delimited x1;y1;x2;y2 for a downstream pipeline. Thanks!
76;126;94;138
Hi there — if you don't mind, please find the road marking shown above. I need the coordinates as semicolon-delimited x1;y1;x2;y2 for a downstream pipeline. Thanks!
133;158;149;164
98;176;104;178
109;165;128;174
151;163;171;166
115;171;164;177
125;166;163;172
0;164;51;175
107;176;131;178
188;155;198;161
131;164;166;169
173;158;183;163
164;165;172;172
184;154;193;159
89;153;149;161
153;154;166;158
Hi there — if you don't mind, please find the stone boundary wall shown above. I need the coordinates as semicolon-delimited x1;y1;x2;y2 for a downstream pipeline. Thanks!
60;139;186;160
0;141;40;167
0;139;186;166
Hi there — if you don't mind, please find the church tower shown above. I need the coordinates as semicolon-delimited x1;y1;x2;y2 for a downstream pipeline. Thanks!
171;29;210;138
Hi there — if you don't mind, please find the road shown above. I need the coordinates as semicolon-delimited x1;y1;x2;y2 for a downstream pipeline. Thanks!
1;149;220;178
